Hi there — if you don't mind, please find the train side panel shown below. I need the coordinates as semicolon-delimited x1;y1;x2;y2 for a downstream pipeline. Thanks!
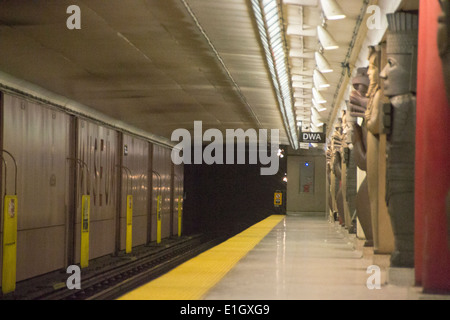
151;144;173;241
75;119;118;262
120;134;150;249
172;164;184;236
1;94;71;281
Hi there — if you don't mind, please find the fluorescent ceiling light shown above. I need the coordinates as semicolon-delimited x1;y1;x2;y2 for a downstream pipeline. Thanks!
320;0;347;20
315;52;333;73
317;25;339;50
313;70;330;90
250;0;299;149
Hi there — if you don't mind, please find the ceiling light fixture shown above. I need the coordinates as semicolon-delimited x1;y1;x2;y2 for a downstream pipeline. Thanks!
315;52;333;73
317;25;339;50
313;69;330;90
320;0;347;20
312;98;328;112
312;87;327;104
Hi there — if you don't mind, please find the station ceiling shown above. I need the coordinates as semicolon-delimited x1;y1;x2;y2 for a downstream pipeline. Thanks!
0;0;418;148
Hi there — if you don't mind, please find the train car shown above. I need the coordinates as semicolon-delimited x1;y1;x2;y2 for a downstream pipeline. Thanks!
0;91;182;287
1;93;72;281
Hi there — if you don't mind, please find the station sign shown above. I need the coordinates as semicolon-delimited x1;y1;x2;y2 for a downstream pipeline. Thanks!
274;192;283;207
299;132;326;144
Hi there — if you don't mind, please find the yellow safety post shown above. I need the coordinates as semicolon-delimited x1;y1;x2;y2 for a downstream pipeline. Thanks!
2;195;18;294
118;165;133;253
80;195;90;268
126;195;133;253
156;195;162;244
1;150;18;295
67;157;91;269
178;195;183;237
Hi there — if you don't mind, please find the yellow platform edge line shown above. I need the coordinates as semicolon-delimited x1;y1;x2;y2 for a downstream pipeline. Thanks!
118;215;285;300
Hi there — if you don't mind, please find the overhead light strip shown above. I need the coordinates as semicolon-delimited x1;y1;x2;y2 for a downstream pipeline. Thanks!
251;0;299;149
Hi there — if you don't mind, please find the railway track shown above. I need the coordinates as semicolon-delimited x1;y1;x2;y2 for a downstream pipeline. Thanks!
33;234;225;300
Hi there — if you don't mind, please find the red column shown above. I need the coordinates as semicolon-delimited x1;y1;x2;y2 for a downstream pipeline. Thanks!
416;0;450;293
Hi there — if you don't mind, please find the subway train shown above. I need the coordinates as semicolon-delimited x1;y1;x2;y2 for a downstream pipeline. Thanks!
0;91;184;285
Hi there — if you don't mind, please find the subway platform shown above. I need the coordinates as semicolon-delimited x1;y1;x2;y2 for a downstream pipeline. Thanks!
119;214;450;301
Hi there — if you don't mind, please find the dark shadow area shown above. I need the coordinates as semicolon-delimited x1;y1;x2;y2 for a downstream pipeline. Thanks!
183;144;287;237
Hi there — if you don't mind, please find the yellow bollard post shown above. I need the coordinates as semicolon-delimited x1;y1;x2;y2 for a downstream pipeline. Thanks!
2;195;18;295
126;195;133;253
156;195;162;244
80;195;90;268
